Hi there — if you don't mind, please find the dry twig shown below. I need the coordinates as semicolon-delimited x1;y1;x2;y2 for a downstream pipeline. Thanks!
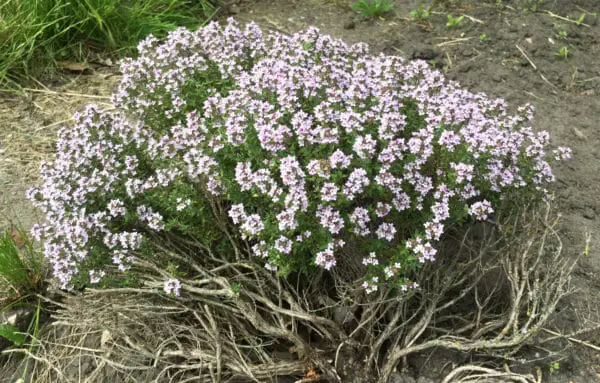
9;202;580;383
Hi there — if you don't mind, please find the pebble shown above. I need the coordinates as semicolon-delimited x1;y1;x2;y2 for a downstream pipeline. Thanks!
572;126;586;140
411;45;440;60
458;62;473;73
388;372;417;383
583;208;596;220
228;4;240;14
344;20;356;30
462;49;475;58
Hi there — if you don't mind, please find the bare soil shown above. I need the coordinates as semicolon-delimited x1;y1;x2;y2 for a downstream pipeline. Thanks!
0;0;598;381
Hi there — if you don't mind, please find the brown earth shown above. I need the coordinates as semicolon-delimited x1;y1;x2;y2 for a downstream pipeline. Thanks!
0;0;598;381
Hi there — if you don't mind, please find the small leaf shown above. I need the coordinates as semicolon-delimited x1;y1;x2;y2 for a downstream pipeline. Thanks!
0;324;26;345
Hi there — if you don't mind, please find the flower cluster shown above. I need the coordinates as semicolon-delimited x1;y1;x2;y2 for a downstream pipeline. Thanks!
164;278;182;296
29;19;569;291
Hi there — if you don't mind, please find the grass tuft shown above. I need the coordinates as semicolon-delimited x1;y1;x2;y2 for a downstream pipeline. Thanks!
0;0;219;88
351;0;394;18
0;225;44;301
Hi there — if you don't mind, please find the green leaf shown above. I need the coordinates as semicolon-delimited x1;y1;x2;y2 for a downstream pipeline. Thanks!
0;323;26;345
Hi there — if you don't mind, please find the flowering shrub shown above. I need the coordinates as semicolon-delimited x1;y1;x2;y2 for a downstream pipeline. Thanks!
28;19;570;291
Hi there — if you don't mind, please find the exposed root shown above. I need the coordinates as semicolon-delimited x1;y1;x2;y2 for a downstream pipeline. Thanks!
9;202;579;382
441;365;540;383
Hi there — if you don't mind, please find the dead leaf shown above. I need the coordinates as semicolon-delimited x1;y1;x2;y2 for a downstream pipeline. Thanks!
9;224;25;249
57;61;93;74
304;366;320;380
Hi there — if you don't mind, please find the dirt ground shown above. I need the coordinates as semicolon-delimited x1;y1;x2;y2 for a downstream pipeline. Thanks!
0;0;598;381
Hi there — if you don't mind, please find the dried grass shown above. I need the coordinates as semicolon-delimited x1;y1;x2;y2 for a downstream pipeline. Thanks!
0;72;118;229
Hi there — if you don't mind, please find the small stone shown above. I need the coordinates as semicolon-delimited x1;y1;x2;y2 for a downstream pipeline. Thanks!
388;372;417;383
228;4;240;14
344;20;356;30
583;208;596;220
411;45;440;60
462;49;475;57
458;62;473;73
572;127;586;139
492;74;502;83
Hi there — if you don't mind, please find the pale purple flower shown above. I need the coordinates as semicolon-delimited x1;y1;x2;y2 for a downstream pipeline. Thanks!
136;205;165;231
279;156;305;187
468;200;494;221
431;200;450;222
392;193;411;212
89;269;106;284
274;236;293;254
343;168;370;200
383;262;401;279
362;252;379;266
329;149;352;169
107;199;127;217
376;222;396;241
164;278;182;296
350;206;371;236
316;205;345;234
235;162;254;191
450;162;474;184
414;241;437;262
353;134;377;159
362;277;379;294
176;198;192;212
251;240;269;258
112;249;134;272
321;182;339;202
406;237;437;262
228;203;246;224
306;159;330;179
375;202;391;218
424;221;444;241
400;281;419;291
553;146;572;161
240;214;265;236
277;208;298;231
30;224;43;241
315;243;336;270
439;130;461;151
